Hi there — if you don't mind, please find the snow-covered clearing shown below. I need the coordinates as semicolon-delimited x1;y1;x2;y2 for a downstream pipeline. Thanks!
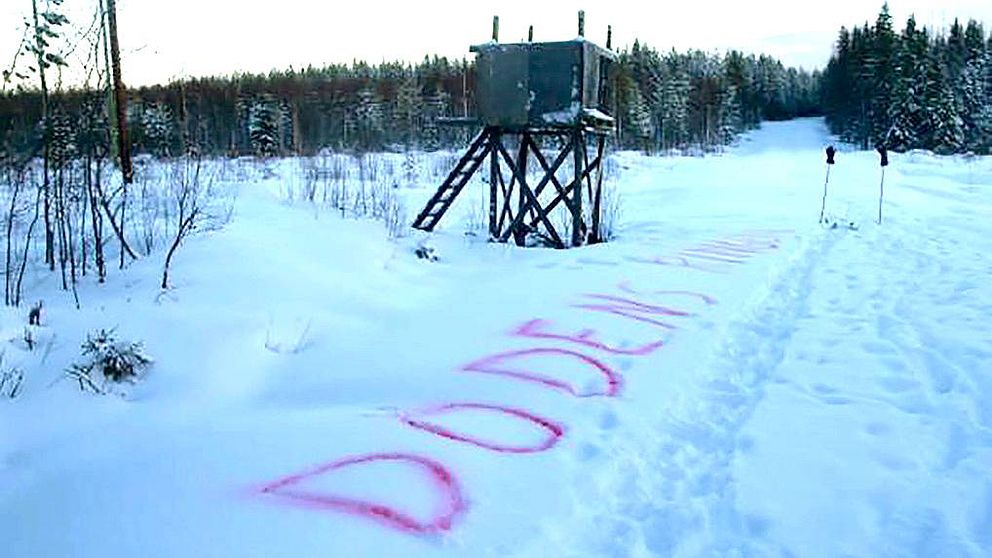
1;118;991;557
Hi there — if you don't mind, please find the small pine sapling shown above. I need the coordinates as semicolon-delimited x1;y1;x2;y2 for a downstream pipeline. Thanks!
66;329;153;392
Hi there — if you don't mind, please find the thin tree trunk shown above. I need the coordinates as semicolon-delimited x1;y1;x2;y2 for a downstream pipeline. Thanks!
15;187;43;307
64;165;80;306
31;0;55;270
94;181;139;261
105;0;132;185
89;158;107;282
162;210;196;290
81;156;89;276
55;167;69;290
178;81;190;155
105;0;132;270
4;168;22;305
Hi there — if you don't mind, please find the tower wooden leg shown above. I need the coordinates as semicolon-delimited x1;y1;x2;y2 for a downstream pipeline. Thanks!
571;129;584;247
488;129;499;239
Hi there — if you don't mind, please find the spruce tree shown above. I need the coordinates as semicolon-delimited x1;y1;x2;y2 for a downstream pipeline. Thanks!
248;96;279;157
140;102;174;158
658;62;690;150
922;47;964;153
886;16;926;150
393;73;422;148
961;57;991;152
870;3;897;145
718;84;743;144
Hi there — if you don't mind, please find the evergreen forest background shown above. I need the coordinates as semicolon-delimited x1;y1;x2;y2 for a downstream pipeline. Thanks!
1;3;990;160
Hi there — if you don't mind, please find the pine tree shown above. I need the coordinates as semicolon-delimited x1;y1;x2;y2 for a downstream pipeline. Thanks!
140;102;174;158
625;85;654;151
870;3;898;145
422;87;450;149
393;73;422;147
658;61;690;150
718;84;743;144
961;57;991;152
886;16;926;150
248;95;279;157
353;87;384;151
922;48;964;153
959;20;991;153
963;20;986;62
823;27;854;136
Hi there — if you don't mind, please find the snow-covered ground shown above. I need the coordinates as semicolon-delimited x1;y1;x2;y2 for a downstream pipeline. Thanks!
1;118;990;557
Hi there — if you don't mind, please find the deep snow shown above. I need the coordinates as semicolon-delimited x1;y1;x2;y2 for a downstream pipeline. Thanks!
1;118;990;557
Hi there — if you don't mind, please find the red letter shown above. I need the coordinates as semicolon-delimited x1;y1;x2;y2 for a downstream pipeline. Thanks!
617;282;718;306
462;347;623;397
401;403;565;453
574;293;690;330
624;255;727;274
512;318;666;356
254;453;467;534
678;249;747;264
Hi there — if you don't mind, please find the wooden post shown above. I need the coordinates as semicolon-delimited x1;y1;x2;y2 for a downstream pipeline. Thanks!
489;129;499;239
571;129;583;247
516;133;529;245
578;11;585;37
492;16;500;42
591;134;606;242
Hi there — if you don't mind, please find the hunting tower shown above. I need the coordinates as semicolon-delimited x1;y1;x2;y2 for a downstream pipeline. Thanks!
412;13;617;248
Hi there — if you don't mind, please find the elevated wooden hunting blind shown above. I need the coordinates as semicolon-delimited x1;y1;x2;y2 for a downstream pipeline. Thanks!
412;13;617;248
472;40;615;128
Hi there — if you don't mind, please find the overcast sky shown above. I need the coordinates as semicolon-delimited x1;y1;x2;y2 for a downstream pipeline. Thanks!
2;0;992;87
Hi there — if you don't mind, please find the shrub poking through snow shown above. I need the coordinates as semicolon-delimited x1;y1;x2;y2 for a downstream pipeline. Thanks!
1;353;24;400
415;244;439;262
66;330;153;392
0;369;23;400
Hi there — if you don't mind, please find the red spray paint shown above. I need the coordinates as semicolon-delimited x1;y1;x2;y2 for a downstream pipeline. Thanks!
574;293;691;330
462;347;623;397
250;229;786;536
255;453;467;535
694;241;766;255
678;250;747;264
686;245;757;258
624;255;728;274
401;403;565;453
616;282;719;306
511;318;666;356
704;239;780;252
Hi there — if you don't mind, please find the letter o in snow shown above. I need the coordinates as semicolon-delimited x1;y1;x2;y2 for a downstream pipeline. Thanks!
461;347;623;397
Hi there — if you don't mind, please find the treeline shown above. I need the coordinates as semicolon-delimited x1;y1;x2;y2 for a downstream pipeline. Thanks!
1;45;819;159
1;56;474;158
822;4;992;153
615;42;821;152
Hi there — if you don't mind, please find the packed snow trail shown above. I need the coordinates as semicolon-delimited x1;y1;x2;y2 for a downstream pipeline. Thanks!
2;119;991;557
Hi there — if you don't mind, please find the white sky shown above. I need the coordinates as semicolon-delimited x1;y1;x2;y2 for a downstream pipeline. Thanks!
2;0;992;87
